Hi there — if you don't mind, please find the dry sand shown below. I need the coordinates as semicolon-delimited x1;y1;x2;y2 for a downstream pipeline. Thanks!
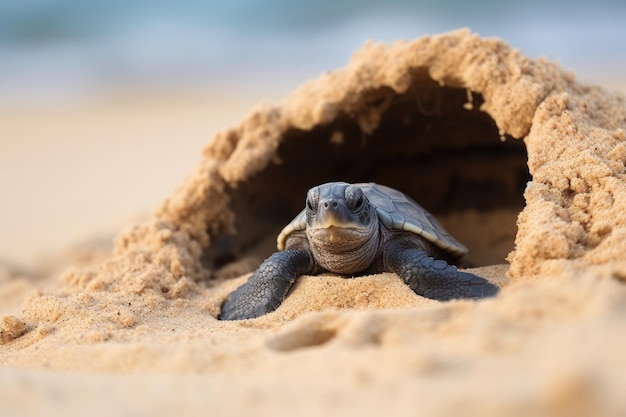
2;29;626;416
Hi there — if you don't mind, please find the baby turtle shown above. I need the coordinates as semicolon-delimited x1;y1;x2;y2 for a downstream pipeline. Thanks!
219;182;498;320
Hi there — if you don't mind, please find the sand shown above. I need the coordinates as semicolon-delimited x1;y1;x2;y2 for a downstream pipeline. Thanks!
2;29;626;416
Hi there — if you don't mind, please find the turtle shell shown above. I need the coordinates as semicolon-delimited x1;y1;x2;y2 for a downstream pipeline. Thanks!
277;182;468;257
357;183;467;256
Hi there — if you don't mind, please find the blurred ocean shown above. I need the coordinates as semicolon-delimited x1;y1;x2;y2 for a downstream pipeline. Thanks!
1;0;625;105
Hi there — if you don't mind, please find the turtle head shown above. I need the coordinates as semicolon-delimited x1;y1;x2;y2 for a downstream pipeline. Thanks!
305;182;379;264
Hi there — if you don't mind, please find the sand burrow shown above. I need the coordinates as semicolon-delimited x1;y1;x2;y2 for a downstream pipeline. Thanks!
62;29;626;296
216;76;530;270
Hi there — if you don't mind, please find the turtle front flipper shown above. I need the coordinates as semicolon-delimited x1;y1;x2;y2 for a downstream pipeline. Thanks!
219;249;316;320
383;240;499;301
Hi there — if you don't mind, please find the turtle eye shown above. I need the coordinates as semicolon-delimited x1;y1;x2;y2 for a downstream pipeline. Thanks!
354;194;364;209
306;188;319;212
345;186;365;211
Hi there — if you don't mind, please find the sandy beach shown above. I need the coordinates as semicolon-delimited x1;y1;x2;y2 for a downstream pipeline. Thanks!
2;30;626;416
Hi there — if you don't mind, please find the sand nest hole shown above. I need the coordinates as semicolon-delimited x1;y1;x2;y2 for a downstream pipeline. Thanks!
64;29;626;297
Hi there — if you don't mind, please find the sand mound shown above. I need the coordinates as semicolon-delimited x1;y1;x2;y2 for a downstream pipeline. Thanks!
2;29;626;415
51;29;626;294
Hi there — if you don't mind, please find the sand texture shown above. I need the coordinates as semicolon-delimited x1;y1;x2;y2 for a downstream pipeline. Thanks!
2;29;626;416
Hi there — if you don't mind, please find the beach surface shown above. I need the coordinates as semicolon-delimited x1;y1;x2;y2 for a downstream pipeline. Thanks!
2;31;626;416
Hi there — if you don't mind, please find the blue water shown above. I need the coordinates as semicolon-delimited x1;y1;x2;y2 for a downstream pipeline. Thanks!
1;0;625;104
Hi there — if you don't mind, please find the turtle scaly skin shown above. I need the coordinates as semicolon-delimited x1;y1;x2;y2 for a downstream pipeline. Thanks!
219;182;498;320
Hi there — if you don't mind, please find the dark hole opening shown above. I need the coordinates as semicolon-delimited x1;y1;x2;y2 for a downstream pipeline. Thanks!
209;75;531;273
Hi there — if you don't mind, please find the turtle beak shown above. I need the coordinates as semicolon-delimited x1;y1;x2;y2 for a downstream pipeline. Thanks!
311;198;363;230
